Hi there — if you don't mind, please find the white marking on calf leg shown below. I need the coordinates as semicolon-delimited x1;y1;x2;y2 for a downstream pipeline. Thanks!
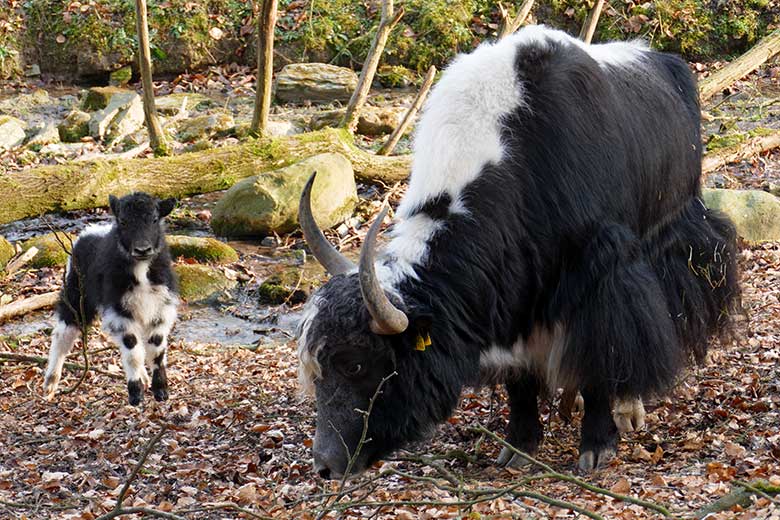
43;320;81;399
102;308;150;403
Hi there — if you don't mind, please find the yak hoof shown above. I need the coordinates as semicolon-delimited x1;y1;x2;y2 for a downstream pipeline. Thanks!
578;447;616;472
497;447;533;469
153;387;169;402
613;398;646;433
42;375;59;400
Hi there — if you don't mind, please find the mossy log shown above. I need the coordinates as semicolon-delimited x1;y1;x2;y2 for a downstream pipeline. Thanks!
0;128;411;226
703;129;780;174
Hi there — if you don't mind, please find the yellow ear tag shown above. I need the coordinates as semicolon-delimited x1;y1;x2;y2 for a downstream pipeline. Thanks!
424;333;432;346
415;334;427;351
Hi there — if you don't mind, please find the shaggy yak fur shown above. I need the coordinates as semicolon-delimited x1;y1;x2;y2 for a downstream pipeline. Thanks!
43;192;178;406
297;26;739;477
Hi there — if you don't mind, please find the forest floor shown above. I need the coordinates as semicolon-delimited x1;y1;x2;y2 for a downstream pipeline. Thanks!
1;60;779;519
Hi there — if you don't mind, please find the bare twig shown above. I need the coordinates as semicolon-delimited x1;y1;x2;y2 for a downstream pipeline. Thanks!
0;352;122;380
579;0;605;44
498;0;534;39
377;65;436;156
340;0;405;132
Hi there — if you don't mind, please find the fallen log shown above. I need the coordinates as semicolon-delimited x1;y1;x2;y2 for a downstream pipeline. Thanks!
0;128;411;225
0;291;59;323
699;28;780;103
703;129;780;173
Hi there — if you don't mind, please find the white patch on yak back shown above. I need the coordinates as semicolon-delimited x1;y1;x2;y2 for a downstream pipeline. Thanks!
379;214;444;287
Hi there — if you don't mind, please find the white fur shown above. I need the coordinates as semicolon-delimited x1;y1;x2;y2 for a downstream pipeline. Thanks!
42;321;81;399
297;296;324;395
479;323;567;389
379;214;444;287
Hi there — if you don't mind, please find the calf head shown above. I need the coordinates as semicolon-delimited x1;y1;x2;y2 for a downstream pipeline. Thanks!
109;192;176;261
297;174;446;480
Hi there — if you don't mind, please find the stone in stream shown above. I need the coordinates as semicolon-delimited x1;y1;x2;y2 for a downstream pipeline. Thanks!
20;232;76;268
210;152;358;237
58;110;91;143
166;235;239;265
0;236;15;272
174;263;237;303
258;264;326;305
0;116;27;150
703;188;780;243
274;63;358;104
174;111;234;142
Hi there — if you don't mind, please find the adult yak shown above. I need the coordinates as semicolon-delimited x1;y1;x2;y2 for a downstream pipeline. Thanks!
297;25;738;476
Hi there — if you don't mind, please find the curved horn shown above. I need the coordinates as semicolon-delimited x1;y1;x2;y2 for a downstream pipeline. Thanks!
359;205;409;335
298;172;355;276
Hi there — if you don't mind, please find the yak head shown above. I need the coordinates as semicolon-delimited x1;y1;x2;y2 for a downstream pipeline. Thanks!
109;192;176;261
296;173;445;480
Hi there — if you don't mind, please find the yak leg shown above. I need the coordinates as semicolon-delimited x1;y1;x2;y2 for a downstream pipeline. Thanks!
578;384;618;471
497;371;544;468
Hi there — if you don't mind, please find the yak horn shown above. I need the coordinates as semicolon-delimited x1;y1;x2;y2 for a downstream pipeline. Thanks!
359;205;409;335
298;172;355;276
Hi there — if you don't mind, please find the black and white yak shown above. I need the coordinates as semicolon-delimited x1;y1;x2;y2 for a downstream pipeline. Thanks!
43;192;178;406
296;25;739;477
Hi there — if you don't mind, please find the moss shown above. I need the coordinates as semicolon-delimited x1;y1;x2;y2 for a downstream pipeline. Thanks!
82;87;128;111
109;65;132;86
167;235;239;264
20;232;76;268
58;110;91;143
258;265;325;305
0;236;15;272
707;133;747;152
173;263;237;302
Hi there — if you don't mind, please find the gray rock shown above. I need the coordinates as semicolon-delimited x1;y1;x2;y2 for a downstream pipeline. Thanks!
174;111;234;142
768;182;780;198
703;188;780;243
275;63;358;104
174;264;238;303
357;106;403;136
155;93;214;116
309;109;345;131
0;89;51;118
266;119;301;137
27;121;61;147
88;89;145;142
25;64;41;77
211;152;358;237
0;116;26;150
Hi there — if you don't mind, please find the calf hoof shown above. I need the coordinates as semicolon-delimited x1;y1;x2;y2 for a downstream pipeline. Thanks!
613;398;646;433
153;387;169;402
42;375;60;400
578;446;616;472
127;380;144;406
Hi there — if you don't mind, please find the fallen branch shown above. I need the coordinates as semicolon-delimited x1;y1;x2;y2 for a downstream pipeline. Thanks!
4;246;38;275
695;480;780;518
579;0;606;44
0;128;411;225
0;291;59;323
498;0;534;39
0;352;123;380
340;0;405;132
703;129;780;173
699;28;780;103
377;65;436;156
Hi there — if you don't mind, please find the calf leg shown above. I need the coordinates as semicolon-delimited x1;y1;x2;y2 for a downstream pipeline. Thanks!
497;371;544;468
578;385;618;471
42;319;81;399
145;303;177;402
102;308;150;406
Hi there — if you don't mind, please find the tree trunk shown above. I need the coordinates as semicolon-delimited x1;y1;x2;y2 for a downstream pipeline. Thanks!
579;0;605;44
0;292;59;324
134;0;169;156
702;129;780;174
250;0;278;135
377;65;436;156
0;129;411;225
340;0;404;132
699;28;780;103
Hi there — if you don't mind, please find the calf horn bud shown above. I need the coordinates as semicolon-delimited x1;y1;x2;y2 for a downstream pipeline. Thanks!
359;205;409;335
298;172;355;276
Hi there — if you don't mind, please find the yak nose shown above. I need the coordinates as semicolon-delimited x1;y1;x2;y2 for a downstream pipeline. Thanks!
133;245;153;257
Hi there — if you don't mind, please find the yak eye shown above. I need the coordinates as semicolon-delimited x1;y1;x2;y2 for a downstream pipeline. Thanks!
345;363;362;377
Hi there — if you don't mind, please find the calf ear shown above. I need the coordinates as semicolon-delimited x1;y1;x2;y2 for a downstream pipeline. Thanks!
158;198;176;218
109;195;120;215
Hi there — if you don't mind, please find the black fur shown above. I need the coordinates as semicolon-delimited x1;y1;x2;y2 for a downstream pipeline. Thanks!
303;35;739;477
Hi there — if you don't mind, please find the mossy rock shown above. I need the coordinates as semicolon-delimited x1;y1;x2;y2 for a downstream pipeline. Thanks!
211;152;358;237
155;93;215;116
274;63;358;104
82;86;130;111
58;110;91;143
174;112;235;142
173;263;237;303
0;237;15;272
109;66;132;87
376;65;417;88
258;264;326;305
167;235;238;264
20;232;76;268
703;188;780;243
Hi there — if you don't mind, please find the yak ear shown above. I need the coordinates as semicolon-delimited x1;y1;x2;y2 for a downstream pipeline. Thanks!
158;198;176;218
109;195;120;216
